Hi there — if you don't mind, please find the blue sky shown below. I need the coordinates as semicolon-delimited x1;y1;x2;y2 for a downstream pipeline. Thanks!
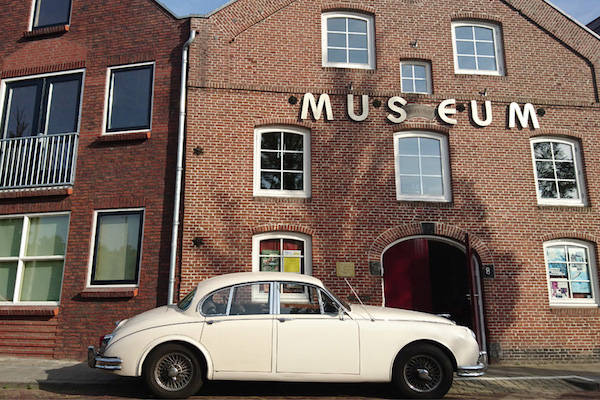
159;0;600;24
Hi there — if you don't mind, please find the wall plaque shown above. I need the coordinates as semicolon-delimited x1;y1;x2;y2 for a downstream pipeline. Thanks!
369;261;382;276
336;262;355;277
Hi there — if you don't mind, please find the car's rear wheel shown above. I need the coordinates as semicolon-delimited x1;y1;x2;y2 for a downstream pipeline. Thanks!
393;343;453;399
144;343;203;399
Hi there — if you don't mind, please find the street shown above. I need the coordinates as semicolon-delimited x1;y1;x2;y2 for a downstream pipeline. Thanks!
2;378;600;400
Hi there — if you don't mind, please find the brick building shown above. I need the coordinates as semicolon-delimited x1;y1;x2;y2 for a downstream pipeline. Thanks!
182;0;600;362
0;0;188;359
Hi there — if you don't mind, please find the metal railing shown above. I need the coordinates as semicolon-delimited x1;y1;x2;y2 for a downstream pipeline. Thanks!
0;133;79;190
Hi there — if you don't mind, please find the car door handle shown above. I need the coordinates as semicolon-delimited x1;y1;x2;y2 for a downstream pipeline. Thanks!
278;318;289;323
206;320;216;325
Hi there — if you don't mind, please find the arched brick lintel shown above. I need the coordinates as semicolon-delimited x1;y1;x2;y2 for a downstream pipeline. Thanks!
254;119;312;130
450;12;502;25
321;2;376;15
394;122;451;135
540;231;600;244
368;222;494;265
251;223;316;237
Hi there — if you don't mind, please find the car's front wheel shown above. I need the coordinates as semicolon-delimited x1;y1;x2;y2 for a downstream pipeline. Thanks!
143;343;203;399
393;343;454;399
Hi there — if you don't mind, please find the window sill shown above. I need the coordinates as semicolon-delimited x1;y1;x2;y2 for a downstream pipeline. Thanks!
397;199;453;207
537;204;590;211
322;66;376;73
80;288;139;299
253;196;312;203
23;24;69;38
0;187;72;199
453;72;506;79
550;306;600;316
0;306;59;316
96;131;150;143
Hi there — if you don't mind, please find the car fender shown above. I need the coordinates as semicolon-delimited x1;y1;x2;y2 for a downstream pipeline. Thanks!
136;335;214;379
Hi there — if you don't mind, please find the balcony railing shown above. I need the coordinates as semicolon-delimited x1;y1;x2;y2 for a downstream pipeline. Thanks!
0;133;79;190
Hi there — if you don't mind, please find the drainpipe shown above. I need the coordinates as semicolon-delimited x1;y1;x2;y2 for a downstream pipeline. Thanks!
168;29;197;305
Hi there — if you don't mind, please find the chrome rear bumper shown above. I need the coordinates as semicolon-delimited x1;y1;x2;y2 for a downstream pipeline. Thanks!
88;346;122;370
457;351;487;377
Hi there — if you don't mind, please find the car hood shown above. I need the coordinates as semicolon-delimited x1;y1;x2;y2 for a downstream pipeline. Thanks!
348;305;455;325
111;305;195;339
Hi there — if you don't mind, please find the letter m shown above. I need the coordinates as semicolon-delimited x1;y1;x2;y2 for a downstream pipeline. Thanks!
509;102;540;129
301;93;334;121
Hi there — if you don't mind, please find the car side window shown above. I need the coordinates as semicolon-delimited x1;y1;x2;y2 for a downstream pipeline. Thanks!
320;290;340;315
201;287;230;316
230;283;271;315
280;283;321;314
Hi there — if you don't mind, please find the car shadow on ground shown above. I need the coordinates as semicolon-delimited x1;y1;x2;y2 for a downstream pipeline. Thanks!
38;363;401;399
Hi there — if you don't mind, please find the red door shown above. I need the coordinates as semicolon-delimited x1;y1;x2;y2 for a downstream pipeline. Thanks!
383;239;433;312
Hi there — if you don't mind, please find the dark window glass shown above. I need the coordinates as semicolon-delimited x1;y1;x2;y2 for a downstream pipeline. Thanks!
201;287;230;315
3;83;41;138
280;284;320;314
532;141;579;201
230;284;271;315
1;74;82;139
46;77;82;134
259;131;305;192
107;65;153;132
33;0;71;28
91;211;143;285
321;290;339;314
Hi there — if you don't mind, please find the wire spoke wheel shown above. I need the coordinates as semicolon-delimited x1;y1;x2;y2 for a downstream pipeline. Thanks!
402;354;443;393
154;352;194;392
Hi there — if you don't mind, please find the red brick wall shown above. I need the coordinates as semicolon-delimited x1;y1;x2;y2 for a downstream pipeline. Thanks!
0;0;188;359
182;0;600;362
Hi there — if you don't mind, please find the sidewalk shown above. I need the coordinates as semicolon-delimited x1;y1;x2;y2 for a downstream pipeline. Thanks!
0;357;599;397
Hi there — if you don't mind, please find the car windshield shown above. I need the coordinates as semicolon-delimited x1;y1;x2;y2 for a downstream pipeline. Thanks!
323;285;351;311
177;288;197;311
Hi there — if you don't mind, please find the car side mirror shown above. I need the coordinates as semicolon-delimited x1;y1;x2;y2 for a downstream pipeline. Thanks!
338;308;344;320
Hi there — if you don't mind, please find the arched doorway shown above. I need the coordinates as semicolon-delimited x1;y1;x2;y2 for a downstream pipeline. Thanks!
382;236;486;346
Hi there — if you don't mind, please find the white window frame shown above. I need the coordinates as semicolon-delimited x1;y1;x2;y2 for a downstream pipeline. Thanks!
0;69;86;138
0;211;70;306
530;137;586;206
400;61;432;94
252;232;312;275
86;208;145;288
101;62;155;135
543;240;600;307
451;21;504;76
393;131;452;202
253;125;311;198
321;12;376;70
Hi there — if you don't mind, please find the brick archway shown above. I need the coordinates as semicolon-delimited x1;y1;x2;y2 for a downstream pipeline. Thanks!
368;222;494;266
251;223;315;236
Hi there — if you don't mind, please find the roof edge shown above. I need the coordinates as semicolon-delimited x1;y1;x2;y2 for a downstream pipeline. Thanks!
151;0;209;19
543;0;600;42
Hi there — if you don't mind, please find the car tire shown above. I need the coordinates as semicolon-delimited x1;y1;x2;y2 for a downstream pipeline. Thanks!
143;343;203;399
393;343;453;399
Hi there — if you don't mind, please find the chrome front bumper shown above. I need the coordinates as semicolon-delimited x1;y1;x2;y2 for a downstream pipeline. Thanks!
88;346;122;370
457;351;487;377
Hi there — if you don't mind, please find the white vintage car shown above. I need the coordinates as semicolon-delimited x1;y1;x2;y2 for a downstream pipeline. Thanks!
88;272;486;399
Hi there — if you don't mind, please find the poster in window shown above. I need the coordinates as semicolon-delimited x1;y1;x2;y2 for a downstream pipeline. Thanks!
283;250;301;273
548;263;567;278
571;281;592;298
551;281;569;299
569;264;589;281
546;247;566;262
260;250;280;272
